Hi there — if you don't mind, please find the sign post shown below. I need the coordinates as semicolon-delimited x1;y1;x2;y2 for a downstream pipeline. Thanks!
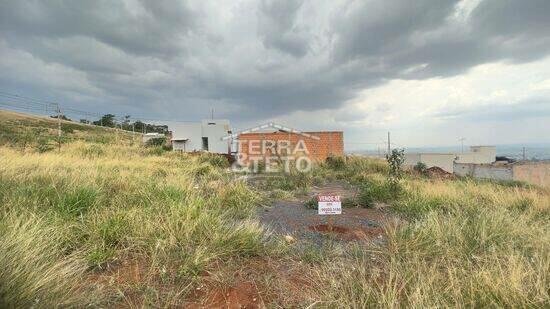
317;195;342;231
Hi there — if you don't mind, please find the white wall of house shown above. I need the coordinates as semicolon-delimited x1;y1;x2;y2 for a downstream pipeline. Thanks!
201;119;231;153
404;146;496;173
421;153;457;173
405;153;457;173
171;123;202;152
456;146;496;164
170;120;231;153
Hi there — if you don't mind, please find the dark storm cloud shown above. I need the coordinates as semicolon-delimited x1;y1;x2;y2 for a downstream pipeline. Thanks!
332;0;458;63
0;0;550;121
332;0;550;78
257;0;310;57
0;0;196;57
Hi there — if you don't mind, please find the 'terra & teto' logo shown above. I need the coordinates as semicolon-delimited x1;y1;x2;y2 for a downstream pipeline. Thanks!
221;122;320;173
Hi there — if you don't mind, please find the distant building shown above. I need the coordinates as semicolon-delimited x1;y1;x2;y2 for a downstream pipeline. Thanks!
404;146;496;173
170;119;232;153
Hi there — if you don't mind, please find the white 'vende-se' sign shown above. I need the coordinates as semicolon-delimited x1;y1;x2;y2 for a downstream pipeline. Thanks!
317;195;342;215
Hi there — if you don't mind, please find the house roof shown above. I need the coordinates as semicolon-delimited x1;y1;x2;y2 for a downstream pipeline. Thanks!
221;122;320;141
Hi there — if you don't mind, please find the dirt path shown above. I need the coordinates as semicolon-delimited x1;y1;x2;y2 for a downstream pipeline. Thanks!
259;181;390;243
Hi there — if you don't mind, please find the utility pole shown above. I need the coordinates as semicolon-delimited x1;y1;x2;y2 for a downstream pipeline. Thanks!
56;104;61;152
459;138;466;153
522;147;526;161
387;131;391;156
211;108;214;120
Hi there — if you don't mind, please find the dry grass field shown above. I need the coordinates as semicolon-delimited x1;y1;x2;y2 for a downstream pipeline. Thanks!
0;109;548;307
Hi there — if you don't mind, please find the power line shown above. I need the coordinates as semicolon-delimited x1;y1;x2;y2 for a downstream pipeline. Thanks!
0;102;53;113
0;91;57;106
0;90;198;124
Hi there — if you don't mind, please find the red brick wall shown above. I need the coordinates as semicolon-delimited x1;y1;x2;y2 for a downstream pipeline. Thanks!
237;131;343;162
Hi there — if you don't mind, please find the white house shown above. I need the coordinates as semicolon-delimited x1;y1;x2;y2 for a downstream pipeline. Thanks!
170;119;231;153
404;146;496;173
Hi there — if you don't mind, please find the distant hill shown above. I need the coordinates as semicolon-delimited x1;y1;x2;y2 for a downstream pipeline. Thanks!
0;109;137;150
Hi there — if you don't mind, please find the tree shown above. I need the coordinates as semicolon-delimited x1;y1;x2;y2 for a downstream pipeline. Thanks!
93;114;116;127
386;148;405;190
121;115;131;130
133;120;146;133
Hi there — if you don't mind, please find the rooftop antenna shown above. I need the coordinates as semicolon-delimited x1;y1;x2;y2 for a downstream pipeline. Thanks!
459;137;466;153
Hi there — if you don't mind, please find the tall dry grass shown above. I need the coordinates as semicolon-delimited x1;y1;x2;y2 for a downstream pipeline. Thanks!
0;141;269;306
0;214;95;308
1;137;548;307
310;175;550;308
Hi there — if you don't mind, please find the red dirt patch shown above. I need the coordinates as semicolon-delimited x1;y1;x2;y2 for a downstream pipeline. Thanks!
309;224;350;234
188;281;261;309
426;166;454;179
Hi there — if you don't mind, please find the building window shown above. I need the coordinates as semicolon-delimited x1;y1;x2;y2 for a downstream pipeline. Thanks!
202;137;209;151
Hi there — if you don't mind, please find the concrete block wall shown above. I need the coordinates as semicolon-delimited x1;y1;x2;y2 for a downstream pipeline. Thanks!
513;162;550;188
454;163;513;181
237;131;344;162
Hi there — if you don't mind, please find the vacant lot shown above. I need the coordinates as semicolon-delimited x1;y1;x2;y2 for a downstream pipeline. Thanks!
0;110;549;308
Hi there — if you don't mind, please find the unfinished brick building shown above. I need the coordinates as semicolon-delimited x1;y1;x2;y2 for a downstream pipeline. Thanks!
224;123;344;162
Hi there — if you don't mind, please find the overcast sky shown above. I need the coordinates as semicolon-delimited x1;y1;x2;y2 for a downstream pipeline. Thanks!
1;0;550;149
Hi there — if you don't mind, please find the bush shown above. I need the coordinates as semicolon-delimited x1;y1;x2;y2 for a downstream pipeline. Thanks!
145;137;167;147
342;197;358;208
197;153;229;168
146;146;165;156
413;162;428;174
303;196;317;209
325;156;346;170
357;182;397;207
288;170;313;189
36;138;55;153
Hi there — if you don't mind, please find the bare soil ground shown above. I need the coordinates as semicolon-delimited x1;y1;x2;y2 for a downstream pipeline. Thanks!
184;257;313;308
259;181;391;244
425;166;455;179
